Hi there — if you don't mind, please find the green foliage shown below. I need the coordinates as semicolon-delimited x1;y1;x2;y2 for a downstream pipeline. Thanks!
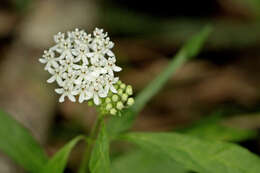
0;110;48;173
89;122;110;173
111;149;189;173
178;114;257;142
41;136;84;173
107;26;212;137
122;132;260;173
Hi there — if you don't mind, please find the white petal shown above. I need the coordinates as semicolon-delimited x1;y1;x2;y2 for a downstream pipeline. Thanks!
82;56;89;64
47;76;56;83
99;90;107;98
100;68;107;74
107;50;114;57
113;77;119;83
59;94;65;102
39;58;47;63
52;60;59;68
93;94;100;105
74;78;82;85
86;52;94;57
71;90;79;95
104;85;109;93
79;93;85;103
85;92;93;100
55;88;64;94
72;64;81;69
71;49;79;56
113;65;122;72
56;76;63;86
68;94;76;102
110;85;117;93
48;68;55;74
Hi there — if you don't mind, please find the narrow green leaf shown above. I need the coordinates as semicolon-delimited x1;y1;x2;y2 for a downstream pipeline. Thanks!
89;122;110;173
41;136;84;173
122;132;260;173
107;26;212;136
133;25;212;113
0;109;48;173
112;149;189;173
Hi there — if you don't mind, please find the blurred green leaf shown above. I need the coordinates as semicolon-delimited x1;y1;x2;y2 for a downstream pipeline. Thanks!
178;113;257;142
41;136;84;173
104;7;260;50
0;109;48;173
13;0;33;11
107;26;212;137
122;132;260;173
111;149;189;173
89;122;110;173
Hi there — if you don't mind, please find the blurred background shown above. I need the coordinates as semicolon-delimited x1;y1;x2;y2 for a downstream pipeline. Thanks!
1;0;260;172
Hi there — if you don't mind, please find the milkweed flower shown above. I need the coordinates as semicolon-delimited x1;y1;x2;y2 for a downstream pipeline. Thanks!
39;28;134;115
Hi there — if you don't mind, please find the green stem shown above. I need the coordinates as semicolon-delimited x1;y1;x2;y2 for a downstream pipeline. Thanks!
78;113;104;173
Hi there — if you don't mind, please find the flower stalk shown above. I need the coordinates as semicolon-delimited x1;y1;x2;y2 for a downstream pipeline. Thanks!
79;112;105;173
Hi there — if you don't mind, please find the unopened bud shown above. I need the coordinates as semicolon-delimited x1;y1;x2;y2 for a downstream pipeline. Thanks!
105;98;111;104
120;83;126;89
126;85;133;95
116;101;124;110
118;89;123;96
127;97;135;106
112;94;119;102
110;108;117;115
121;93;128;102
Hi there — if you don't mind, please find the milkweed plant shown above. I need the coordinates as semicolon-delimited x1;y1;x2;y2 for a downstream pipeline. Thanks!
1;26;260;173
39;28;134;116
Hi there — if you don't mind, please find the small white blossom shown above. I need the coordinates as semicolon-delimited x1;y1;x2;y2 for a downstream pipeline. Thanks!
39;28;122;105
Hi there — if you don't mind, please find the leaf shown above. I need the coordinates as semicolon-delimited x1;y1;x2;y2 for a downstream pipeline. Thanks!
89;122;110;173
107;26;212;136
41;136;84;173
121;132;260;173
0;109;48;173
178;113;257;142
111;149;189;173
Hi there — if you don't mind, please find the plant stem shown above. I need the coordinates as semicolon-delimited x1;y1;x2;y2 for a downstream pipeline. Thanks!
78;113;104;173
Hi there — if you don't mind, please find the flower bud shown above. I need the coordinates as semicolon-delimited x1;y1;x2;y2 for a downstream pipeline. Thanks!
117;89;123;96
112;94;119;102
120;83;126;89
127;97;134;106
105;98;111;104
110;108;117;115
106;103;113;111
116;101;124;110
126;85;133;95
117;80;122;85
121;93;128;102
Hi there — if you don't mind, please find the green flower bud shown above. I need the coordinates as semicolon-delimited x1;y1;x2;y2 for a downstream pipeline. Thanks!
117;80;122;85
116;101;124;110
105;98;111;104
121;93;128;102
112;94;119;102
120;83;126;89
127;97;135;106
126;85;133;95
110;108;117;115
114;85;119;90
117;89;123;96
106;103;113;111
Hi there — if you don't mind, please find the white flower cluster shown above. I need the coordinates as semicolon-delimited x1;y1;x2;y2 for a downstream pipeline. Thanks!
39;28;122;105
